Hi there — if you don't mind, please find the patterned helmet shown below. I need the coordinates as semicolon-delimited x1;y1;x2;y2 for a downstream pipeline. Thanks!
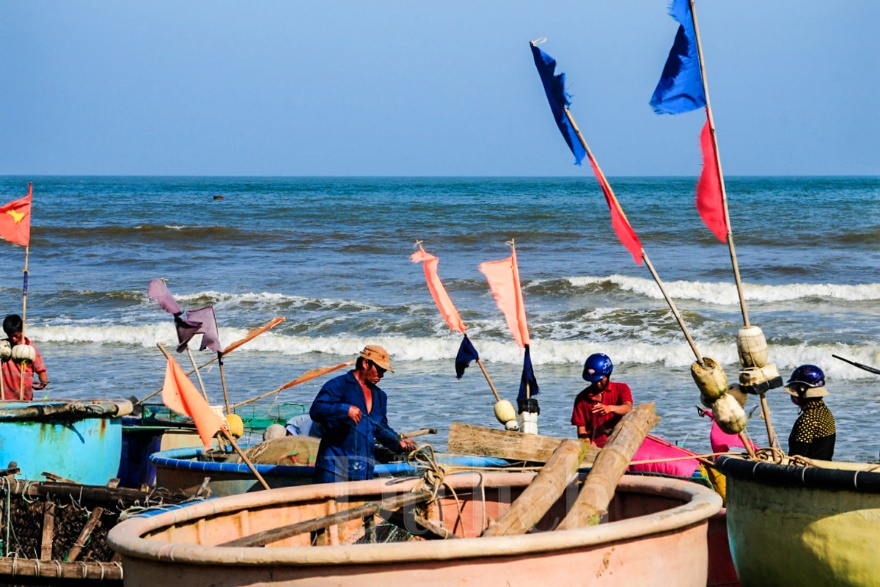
787;364;825;388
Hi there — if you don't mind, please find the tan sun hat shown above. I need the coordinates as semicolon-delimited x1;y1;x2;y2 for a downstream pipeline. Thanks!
358;345;394;372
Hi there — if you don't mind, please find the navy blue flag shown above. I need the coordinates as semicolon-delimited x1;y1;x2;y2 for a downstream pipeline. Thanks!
530;42;586;165
650;0;706;114
518;345;540;400
455;335;480;379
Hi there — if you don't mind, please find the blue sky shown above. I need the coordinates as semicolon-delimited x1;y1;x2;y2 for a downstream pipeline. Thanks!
1;1;878;177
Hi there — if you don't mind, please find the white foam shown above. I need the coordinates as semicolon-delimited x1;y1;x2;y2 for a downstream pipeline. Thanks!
565;274;880;305
28;325;880;381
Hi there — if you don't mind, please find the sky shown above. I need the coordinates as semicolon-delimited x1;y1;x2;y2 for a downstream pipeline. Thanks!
1;1;878;177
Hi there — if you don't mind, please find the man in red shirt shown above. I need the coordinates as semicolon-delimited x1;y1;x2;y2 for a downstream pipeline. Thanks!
1;314;48;401
571;353;632;447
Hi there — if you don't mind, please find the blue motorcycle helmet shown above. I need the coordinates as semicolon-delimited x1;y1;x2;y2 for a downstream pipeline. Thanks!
787;364;825;388
583;353;613;383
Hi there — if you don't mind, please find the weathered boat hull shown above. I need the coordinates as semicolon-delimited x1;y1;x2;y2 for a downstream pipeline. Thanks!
716;455;880;587
109;472;722;587
0;400;127;485
150;445;512;496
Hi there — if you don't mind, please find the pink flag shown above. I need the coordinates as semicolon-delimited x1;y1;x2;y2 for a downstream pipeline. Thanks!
697;118;728;242
586;154;643;265
162;355;224;448
479;247;530;348
147;278;183;315
410;249;466;333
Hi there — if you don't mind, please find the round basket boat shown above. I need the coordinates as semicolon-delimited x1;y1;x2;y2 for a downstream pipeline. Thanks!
715;455;880;587
108;471;722;587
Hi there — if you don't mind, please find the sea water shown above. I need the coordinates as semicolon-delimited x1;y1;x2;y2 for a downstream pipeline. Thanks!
0;176;877;461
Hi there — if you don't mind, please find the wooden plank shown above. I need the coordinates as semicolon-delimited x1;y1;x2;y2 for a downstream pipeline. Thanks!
448;421;600;464
40;501;56;561
483;439;590;537
67;507;104;562
219;491;431;547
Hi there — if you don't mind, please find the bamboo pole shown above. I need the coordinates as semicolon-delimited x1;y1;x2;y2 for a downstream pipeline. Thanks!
415;241;504;404
557;403;660;530
482;439;590;536
19;247;29;400
690;1;783;449
565;107;704;364
231;361;353;410
218;352;231;415
185;346;210;402
137;317;285;405
688;0;749;328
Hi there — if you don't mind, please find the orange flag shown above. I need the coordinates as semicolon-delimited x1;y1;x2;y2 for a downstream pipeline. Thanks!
0;183;32;247
410;248;466;333
162;355;224;448
478;246;530;348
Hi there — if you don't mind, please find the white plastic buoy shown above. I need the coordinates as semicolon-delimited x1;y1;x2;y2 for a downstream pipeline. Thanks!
739;363;784;394
494;400;519;431
519;410;539;435
0;340;11;360
737;326;768;368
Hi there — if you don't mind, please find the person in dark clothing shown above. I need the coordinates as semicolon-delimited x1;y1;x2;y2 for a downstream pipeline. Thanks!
309;345;417;483
786;364;836;461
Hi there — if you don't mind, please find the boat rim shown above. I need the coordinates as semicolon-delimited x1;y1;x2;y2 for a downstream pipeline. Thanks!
107;472;721;566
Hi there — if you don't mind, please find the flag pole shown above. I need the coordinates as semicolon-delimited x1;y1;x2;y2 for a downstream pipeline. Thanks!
509;239;532;400
156;343;269;490
231;361;353;410
218;352;232;414
415;241;502;402
19;246;30;400
138;317;285;405
690;0;779;449
564;107;704;363
186;346;211;402
688;0;749;328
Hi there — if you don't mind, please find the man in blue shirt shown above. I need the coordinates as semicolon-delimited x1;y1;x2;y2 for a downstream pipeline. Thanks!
310;345;417;483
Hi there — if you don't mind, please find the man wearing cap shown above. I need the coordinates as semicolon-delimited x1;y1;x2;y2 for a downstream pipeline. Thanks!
309;345;417;483
786;364;836;461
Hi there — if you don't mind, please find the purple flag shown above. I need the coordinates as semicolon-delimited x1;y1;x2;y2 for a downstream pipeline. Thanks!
174;315;202;352
185;306;222;353
148;279;182;315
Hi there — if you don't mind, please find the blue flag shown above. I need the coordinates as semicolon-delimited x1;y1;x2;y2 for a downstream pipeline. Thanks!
650;0;706;114
518;345;540;400
455;335;480;379
530;42;586;165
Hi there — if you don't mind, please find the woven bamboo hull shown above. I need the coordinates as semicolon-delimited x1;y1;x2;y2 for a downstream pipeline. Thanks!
0;479;186;586
109;472;721;587
716;455;880;587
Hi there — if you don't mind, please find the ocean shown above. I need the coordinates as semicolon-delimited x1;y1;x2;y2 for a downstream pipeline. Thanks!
0;176;877;462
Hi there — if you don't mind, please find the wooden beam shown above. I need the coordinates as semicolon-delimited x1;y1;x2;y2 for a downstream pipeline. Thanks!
448;421;600;463
40;501;56;561
219;492;431;547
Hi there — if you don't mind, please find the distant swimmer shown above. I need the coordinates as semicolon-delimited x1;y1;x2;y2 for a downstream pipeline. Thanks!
213;195;224;200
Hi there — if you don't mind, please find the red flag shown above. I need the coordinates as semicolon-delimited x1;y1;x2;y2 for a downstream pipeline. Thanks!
162;355;224;447
479;246;530;348
0;183;32;247
410;248;466;333
697;119;728;242
586;154;643;265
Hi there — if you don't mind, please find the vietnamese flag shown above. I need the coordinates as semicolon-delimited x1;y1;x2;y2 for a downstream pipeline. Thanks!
162;355;224;448
0;183;32;247
697;118;728;242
